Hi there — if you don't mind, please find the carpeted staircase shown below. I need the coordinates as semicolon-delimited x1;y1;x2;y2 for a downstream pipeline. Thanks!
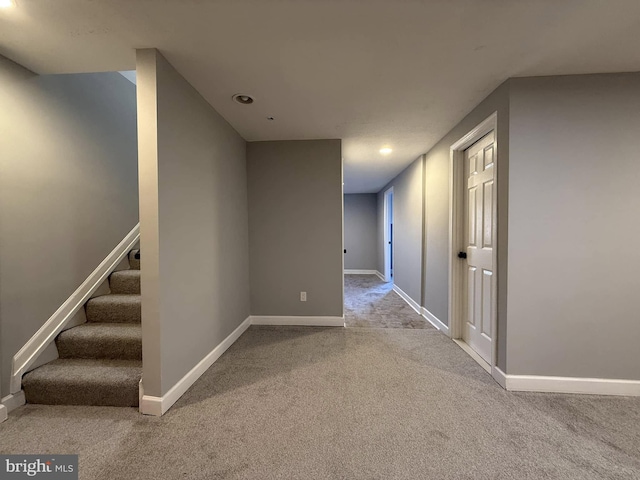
22;250;142;407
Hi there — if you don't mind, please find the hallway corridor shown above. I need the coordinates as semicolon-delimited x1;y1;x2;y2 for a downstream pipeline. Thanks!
344;274;433;329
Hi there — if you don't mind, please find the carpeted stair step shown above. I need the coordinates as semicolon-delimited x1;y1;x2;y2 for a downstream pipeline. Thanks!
22;358;141;407
57;323;142;360
86;294;141;323
129;249;140;270
110;269;141;294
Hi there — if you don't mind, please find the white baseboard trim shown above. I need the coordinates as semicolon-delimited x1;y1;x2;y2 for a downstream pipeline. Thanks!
495;367;640;396
492;366;507;389
11;224;140;394
421;307;450;335
344;269;377;275
139;314;344;416
140;316;252;416
507;373;640;396
2;390;26;413
375;271;385;282
0;405;6;423
392;285;421;315
250;316;345;327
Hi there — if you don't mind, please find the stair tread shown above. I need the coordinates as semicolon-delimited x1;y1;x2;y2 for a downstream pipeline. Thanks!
59;322;141;341
109;269;141;294
24;358;141;383
88;294;140;305
112;268;140;276
56;323;142;360
23;359;141;407
86;294;141;323
110;269;140;279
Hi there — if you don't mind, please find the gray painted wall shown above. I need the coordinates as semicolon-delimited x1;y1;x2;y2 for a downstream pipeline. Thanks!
137;49;250;397
421;82;510;370
0;55;138;396
507;73;640;380
377;158;424;305
247;140;343;317
344;194;378;271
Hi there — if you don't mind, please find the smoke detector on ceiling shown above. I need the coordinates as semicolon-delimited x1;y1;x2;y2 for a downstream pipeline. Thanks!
232;93;254;105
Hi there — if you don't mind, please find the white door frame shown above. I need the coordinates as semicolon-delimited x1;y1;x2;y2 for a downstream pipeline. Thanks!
0;367;6;421
448;112;501;382
383;186;394;283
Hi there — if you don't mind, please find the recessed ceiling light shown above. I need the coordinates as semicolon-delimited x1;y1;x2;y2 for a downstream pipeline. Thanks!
380;147;393;155
232;93;254;105
0;0;14;8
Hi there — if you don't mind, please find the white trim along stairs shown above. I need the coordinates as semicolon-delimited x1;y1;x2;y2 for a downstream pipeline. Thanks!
7;225;141;411
10;224;140;395
20;247;143;408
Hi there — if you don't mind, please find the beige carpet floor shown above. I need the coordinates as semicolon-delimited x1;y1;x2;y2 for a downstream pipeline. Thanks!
344;274;433;329
1;326;639;479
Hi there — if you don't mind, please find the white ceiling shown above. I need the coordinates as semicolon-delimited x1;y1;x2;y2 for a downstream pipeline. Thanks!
2;1;640;193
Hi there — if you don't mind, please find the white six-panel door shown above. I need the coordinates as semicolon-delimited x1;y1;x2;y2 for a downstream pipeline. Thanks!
462;131;495;364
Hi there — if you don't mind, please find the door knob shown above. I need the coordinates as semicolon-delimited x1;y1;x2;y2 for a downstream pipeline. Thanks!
457;252;467;259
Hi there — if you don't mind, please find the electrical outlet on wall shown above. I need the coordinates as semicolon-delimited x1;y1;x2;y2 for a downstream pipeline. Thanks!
300;291;307;302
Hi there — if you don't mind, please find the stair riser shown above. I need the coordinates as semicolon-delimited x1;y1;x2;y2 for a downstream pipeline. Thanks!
110;274;140;295
86;301;141;323
23;383;139;407
57;338;142;361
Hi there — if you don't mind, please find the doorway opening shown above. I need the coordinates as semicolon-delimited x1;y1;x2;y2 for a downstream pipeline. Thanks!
449;113;499;379
383;187;394;283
